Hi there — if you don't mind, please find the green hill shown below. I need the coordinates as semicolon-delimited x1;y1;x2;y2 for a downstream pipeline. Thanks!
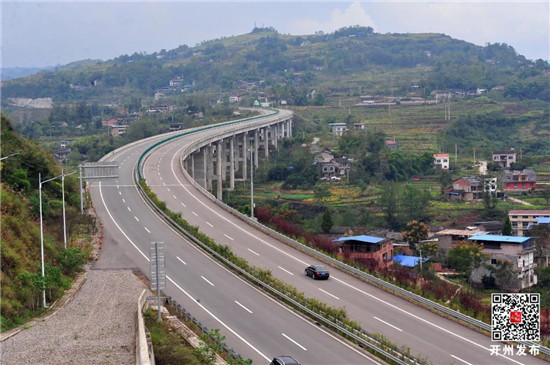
1;115;93;329
2;26;548;104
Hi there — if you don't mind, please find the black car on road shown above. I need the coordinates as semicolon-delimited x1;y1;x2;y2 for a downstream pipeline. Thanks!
270;355;301;365
305;264;330;280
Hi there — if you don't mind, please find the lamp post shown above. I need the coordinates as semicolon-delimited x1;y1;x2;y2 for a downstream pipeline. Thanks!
61;169;78;249
250;147;254;219
0;152;21;161
39;172;63;308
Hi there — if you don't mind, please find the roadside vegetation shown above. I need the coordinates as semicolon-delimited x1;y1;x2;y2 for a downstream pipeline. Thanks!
1;115;94;330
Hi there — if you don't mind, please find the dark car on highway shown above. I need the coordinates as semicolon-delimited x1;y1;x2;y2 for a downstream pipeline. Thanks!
305;264;330;280
271;356;301;365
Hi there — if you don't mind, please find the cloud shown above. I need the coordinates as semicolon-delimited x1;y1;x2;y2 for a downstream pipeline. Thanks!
290;2;376;35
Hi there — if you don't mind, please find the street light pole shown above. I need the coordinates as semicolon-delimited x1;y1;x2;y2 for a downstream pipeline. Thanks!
61;169;78;250
79;165;84;214
62;169;67;250
250;147;254;219
39;173;46;308
39;172;64;308
0;152;21;161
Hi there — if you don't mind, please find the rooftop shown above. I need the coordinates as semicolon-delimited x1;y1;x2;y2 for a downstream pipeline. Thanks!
468;234;531;244
436;229;480;236
509;209;550;215
335;235;385;244
394;255;429;267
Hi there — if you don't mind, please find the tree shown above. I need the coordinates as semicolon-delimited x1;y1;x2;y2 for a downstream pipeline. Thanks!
321;210;333;233
539;184;550;207
447;241;487;278
403;220;429;250
379;183;400;229
439;169;453;195
313;183;331;202
501;216;513;236
401;184;431;223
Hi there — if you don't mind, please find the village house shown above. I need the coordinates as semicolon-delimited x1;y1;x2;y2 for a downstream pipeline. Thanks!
433;153;450;170
385;140;398;150
315;150;351;180
492;149;516;168
509;209;550;236
169;76;184;87
468;234;537;290
148;104;172;113
328;122;348;136
353;122;367;130
503;169;536;191
445;176;497;201
434;228;482;250
110;125;128;137
334;235;393;268
229;96;240;104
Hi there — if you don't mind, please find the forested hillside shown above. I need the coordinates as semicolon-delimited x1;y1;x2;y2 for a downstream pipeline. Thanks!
2;26;549;104
1;115;93;329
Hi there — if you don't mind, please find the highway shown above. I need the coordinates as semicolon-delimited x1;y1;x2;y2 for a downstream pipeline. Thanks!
89;119;378;365
139;111;548;365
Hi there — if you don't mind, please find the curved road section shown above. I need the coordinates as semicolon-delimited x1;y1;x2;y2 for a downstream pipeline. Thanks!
89;112;376;364
142;109;548;365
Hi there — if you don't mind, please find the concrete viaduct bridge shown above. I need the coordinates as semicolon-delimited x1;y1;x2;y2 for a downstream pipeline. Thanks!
180;108;293;200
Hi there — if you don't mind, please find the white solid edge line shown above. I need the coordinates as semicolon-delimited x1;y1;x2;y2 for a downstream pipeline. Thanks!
450;354;474;365
330;276;526;365
235;301;253;314
116;116;381;364
168;277;270;361
168;136;527;365
99;181;270;362
373;316;402;332
318;288;340;300
99;181;149;261
281;333;307;351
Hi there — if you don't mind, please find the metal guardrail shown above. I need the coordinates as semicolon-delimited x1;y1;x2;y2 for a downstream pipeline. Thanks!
134;109;549;360
164;296;246;363
200;194;550;358
133;177;416;365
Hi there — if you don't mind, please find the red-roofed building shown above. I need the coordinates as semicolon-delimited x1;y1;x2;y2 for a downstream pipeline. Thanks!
385;140;398;150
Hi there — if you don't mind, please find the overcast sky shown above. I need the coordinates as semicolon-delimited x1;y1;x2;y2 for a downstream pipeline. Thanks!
2;1;549;68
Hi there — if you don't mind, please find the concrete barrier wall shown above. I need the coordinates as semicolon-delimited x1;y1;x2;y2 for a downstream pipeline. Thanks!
135;289;151;365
